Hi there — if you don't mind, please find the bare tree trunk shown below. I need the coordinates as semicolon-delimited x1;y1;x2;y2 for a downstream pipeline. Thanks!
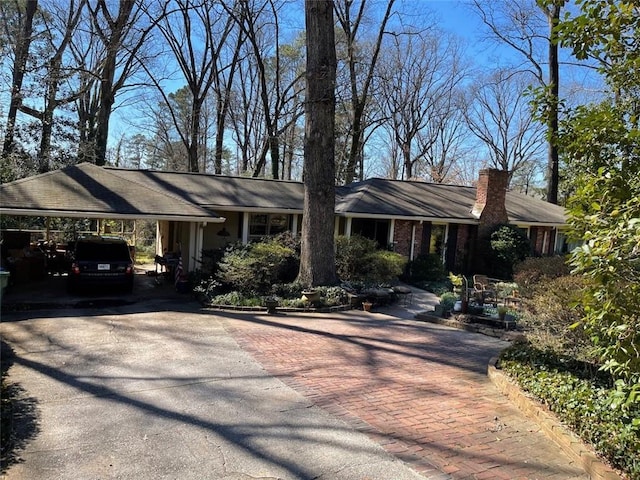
337;0;395;184
402;142;413;179
545;2;561;204
35;0;86;172
91;0;135;166
2;0;38;158
188;100;202;172
214;32;243;174
298;0;338;287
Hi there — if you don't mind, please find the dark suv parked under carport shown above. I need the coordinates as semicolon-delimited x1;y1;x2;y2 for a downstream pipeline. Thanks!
68;236;134;294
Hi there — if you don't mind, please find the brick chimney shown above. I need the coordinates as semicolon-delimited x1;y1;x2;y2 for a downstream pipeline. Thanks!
472;169;509;237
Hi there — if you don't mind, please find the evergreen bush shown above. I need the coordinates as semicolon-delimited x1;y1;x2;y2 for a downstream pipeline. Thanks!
335;235;406;283
216;238;297;295
489;224;531;278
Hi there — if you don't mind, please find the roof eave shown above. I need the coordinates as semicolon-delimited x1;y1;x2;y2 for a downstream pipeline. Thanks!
203;206;304;214
0;208;224;224
337;212;479;224
511;221;567;228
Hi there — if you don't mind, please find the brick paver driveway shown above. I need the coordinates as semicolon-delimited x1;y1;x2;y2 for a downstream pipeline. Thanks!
223;310;588;480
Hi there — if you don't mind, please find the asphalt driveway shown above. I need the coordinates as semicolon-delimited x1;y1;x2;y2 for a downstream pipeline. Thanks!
0;301;425;480
1;298;588;479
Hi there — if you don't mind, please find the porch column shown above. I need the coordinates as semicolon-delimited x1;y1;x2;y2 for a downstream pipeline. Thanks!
389;219;395;249
345;217;352;238
292;214;299;235
188;222;197;271
242;213;250;244
442;224;450;263
334;217;339;238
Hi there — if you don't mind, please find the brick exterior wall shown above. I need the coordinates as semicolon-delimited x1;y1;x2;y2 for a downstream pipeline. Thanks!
531;226;556;256
454;224;471;271
473;169;510;238
392;220;423;259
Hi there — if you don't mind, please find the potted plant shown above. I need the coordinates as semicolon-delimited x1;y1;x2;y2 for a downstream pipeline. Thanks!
362;300;373;312
264;296;279;314
449;272;469;312
301;289;320;303
438;291;458;317
449;272;463;296
497;305;508;321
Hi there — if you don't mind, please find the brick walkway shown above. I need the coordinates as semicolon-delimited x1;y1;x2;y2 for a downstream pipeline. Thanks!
223;310;588;480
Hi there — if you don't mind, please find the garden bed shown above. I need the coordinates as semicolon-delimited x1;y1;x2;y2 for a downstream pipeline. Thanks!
415;311;519;339
203;302;355;314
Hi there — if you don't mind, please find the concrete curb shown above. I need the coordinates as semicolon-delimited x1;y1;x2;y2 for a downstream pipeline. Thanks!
488;357;623;480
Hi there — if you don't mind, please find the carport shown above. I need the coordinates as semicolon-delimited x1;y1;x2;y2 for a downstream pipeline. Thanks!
0;163;224;286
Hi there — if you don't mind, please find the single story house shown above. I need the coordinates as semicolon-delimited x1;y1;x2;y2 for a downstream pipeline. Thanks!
0;163;568;274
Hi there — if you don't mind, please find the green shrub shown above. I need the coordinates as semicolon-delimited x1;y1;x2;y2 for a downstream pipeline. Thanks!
366;250;407;283
217;238;298;295
488;224;532;278
314;285;348;307
404;253;447;283
335;235;377;282
439;291;458;312
335;235;407;283
270;280;306;299
208;291;261;307
499;342;639;478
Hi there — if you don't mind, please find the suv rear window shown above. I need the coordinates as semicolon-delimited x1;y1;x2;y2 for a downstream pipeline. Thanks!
75;241;131;261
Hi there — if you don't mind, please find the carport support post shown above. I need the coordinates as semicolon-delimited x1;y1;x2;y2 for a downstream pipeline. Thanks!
187;222;206;272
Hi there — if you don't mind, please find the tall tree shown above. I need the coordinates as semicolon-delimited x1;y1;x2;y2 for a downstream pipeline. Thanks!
334;0;395;184
226;0;304;179
298;0;338;287
19;0;87;173
154;0;235;173
472;0;564;203
1;0;38;159
213;26;244;174
540;0;562;204
377;30;466;180
463;69;546;182
82;0;152;166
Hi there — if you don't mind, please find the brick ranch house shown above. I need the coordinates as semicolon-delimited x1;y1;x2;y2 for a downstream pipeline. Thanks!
0;163;568;274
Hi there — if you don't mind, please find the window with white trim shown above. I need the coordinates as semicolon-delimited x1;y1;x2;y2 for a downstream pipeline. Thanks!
249;213;289;239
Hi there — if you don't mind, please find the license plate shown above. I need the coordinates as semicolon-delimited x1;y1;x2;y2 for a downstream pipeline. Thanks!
97;264;111;271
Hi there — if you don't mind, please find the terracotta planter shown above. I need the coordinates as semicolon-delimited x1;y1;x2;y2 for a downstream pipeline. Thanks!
362;301;373;312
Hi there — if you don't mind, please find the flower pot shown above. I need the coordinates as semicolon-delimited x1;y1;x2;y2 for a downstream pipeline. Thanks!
362;301;373;312
301;290;320;303
264;299;279;314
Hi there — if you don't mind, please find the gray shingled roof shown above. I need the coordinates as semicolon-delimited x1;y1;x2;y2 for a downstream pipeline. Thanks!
336;178;567;226
336;179;478;221
106;167;305;212
0;164;567;226
0;163;221;222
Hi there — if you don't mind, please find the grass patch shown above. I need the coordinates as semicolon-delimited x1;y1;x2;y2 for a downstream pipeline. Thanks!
498;342;640;479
